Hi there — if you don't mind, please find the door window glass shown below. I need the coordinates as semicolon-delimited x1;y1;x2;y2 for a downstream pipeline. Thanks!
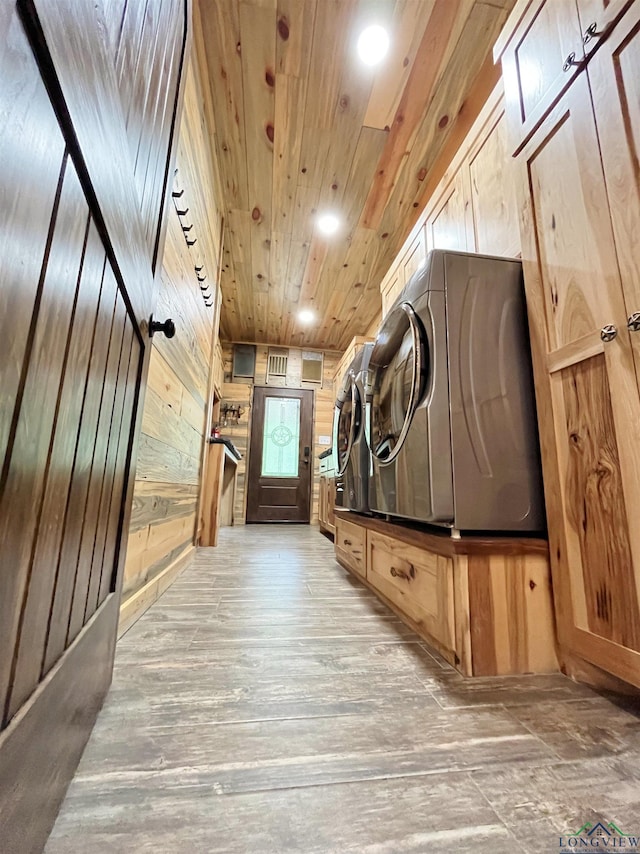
261;396;300;477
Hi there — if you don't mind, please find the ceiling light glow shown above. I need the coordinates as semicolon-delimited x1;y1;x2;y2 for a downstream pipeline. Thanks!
317;213;340;236
357;25;390;66
298;309;316;325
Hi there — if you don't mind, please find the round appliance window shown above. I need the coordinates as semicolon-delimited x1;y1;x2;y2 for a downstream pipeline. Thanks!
370;304;425;463
337;379;361;475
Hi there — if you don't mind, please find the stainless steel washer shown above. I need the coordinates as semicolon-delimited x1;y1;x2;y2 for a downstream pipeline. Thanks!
368;249;544;533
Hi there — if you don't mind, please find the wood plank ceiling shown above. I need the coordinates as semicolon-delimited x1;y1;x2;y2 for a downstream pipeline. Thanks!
195;0;515;351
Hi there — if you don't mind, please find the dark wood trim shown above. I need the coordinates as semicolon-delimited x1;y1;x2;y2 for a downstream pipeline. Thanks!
333;509;549;557
0;594;118;854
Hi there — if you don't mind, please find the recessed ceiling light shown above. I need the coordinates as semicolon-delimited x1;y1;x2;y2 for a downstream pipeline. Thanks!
357;25;390;66
298;309;316;325
317;213;340;235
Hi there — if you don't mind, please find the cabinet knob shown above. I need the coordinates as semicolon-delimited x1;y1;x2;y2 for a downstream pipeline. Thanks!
583;22;599;44
562;51;578;72
628;313;640;332
600;324;618;343
149;316;176;339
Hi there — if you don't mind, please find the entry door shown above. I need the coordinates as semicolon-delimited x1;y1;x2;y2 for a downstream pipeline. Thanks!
246;387;314;523
0;2;187;851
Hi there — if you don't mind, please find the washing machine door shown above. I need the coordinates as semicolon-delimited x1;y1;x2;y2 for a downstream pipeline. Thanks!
335;376;362;477
369;302;427;465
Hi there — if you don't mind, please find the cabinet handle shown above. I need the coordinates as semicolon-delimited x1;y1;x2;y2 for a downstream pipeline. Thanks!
390;564;415;581
343;538;352;546
583;22;599;44
627;313;640;332
600;324;618;342
562;51;578;72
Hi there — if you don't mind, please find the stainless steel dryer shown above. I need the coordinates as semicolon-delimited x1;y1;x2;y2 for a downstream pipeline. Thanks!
333;342;374;513
368;249;544;532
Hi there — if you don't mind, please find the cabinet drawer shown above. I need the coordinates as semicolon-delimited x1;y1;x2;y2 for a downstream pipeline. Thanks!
335;516;366;578
501;0;584;150
367;531;455;653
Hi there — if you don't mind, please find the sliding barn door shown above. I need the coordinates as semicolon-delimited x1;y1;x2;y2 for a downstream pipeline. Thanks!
0;1;188;850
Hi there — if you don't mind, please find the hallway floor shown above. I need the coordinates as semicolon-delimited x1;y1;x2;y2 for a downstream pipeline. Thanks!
47;526;640;853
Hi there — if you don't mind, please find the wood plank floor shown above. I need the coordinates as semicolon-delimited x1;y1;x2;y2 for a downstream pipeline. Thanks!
46;526;640;852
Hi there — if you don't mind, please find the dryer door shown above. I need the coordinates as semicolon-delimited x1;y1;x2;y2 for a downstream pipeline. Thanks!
335;377;361;477
370;303;427;464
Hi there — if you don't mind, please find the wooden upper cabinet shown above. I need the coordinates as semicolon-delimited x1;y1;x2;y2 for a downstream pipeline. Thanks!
401;227;427;289
427;170;474;253
468;111;520;258
576;0;636;56
500;0;585;151
588;2;640;388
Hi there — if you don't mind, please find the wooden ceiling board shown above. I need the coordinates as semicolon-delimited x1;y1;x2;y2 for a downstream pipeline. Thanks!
363;0;436;131
197;0;516;351
275;0;317;77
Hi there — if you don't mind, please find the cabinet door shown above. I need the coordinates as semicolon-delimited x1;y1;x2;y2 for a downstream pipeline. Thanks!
381;266;401;317
515;73;640;685
401;227;427;288
468;109;521;258
576;0;635;57
589;2;640;392
501;0;584;151
427;170;474;252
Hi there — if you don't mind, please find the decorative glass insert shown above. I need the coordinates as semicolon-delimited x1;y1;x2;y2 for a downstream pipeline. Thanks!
261;397;300;478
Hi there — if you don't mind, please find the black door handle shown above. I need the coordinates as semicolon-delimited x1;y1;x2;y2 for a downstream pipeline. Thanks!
149;316;175;339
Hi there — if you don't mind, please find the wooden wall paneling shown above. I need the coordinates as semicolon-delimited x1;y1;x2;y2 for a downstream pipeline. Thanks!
141;385;203;459
0;10;66;469
130;481;199;534
135;433;201;485
0;161;88;724
42;259;119;676
124;514;195;591
66;288;127;644
118;544;194;636
6;223;106;720
139;5;185;255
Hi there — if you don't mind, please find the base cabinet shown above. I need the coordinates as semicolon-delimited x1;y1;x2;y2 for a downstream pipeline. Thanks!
334;511;558;677
318;476;337;537
368;531;455;656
